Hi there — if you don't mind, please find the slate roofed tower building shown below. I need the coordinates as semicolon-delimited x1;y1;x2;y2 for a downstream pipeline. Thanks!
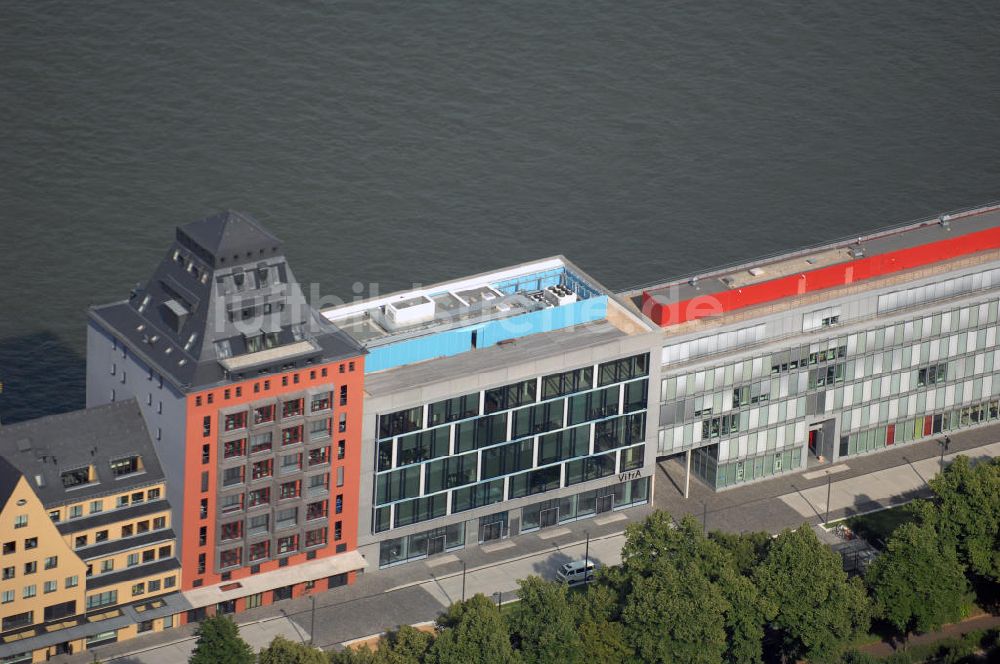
87;211;367;622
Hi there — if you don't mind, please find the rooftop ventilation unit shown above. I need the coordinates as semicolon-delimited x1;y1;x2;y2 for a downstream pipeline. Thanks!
383;295;436;330
543;285;577;307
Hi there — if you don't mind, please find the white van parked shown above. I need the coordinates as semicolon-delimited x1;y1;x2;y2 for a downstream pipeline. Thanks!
556;559;596;585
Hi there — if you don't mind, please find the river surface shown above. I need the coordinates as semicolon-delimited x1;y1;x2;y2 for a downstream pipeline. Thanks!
1;1;998;422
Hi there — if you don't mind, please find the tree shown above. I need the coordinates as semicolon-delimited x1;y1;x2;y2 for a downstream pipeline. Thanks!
259;635;328;664
621;562;729;664
928;456;1000;583
427;594;519;664
754;527;871;663
569;584;633;664
865;521;970;637
506;577;584;664
189;614;255;664
382;625;434;664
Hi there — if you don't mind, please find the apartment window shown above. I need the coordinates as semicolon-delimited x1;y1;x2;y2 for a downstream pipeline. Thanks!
282;376;288;387
95;530;109;543
339;385;348;406
281;453;302;474
154;516;166;530
132;582;145;597
293;373;300;384
164;576;176;588
308;447;329;467
254;405;276;425
250;432;273;454
335;494;343;514
276;508;297;530
305;528;327;548
127;553;139;567
337;440;345;460
252;459;273;481
221;521;242;541
110;456;140;477
246;592;263;609
208;393;214;404
220;548;241;569
309;419;331;442
200;498;208;518
279;481;300;500
199;526;207;546
3;610;32;629
121;524;133;537
22;585;36;599
202;444;210;464
197;553;206;574
132;491;145;504
281;425;303;446
276;535;298;556
148;579;161;592
148;487;161;500
2;567;13;580
248;514;269;535
48;510;60;523
221;493;244;514
311;393;331;412
339;364;345;374
306;501;327;521
308;473;328;495
222;467;245;487
1;542;13;554
202;415;211;437
224;439;246;459
116;495;128;508
74;535;87;549
336;466;344;488
249;488;270;507
249;541;269;562
264;380;271;391
201;472;209;492
334;521;342;541
65;576;78;588
101;560;114;573
159;545;172;559
338;413;347;433
137;521;150;534
23;562;36;575
24;538;37;550
349;361;355;372
0;590;12;603
283;399;304;418
224;412;247;432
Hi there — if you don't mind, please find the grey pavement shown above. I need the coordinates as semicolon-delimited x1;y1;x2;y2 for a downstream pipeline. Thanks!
60;423;1000;664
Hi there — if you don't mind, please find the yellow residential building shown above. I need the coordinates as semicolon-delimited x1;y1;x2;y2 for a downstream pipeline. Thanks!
0;401;186;663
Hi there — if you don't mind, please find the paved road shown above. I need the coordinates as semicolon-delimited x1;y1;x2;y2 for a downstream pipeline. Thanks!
65;424;1000;664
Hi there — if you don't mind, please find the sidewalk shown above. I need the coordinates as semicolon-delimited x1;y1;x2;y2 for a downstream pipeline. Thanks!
859;611;1000;657
62;423;1000;663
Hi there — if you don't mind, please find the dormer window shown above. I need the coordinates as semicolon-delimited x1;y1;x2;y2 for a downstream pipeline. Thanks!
184;333;198;352
233;271;246;292
256;267;270;288
110;456;141;478
61;467;94;489
216;339;233;359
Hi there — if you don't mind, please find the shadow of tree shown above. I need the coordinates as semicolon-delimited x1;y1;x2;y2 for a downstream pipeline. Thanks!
0;331;85;425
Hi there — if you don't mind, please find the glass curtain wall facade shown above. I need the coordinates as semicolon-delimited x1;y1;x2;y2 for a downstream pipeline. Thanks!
372;354;650;536
659;295;1000;489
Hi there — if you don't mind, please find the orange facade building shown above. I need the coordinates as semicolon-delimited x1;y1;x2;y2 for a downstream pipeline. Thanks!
87;211;367;621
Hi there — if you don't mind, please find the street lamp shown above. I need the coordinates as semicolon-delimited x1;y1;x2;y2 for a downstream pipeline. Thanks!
309;595;316;646
825;472;833;525
493;591;501;610
461;561;467;602
939;435;951;474
584;530;590;570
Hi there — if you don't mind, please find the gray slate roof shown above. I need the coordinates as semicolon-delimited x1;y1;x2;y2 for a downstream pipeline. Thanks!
89;210;365;392
0;400;165;508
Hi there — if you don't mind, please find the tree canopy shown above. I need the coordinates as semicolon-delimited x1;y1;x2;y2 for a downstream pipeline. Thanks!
188;614;255;664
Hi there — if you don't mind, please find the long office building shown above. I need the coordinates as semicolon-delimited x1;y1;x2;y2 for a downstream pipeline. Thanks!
632;203;1000;490
322;258;660;567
